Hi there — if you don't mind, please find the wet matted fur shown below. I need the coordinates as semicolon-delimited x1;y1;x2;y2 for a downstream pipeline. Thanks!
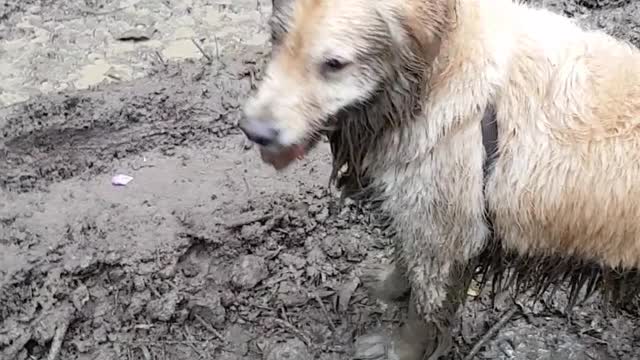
243;0;640;358
322;2;640;312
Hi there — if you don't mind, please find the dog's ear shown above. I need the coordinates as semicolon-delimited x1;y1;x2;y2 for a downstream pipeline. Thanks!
377;0;452;63
269;0;295;44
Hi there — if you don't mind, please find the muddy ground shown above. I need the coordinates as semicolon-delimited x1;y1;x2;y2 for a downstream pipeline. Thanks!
1;0;640;359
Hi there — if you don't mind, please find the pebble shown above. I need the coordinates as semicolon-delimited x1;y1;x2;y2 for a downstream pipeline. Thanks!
279;253;307;269
146;291;179;322
128;290;150;316
133;275;146;292
321;235;343;258
189;293;226;327
158;261;177;279
230;255;268;289
264;338;311;360
71;284;90;311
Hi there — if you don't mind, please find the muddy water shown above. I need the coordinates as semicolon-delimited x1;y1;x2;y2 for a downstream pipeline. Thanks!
1;1;639;359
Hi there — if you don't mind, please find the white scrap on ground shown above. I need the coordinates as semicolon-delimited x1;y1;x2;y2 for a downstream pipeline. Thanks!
111;174;133;186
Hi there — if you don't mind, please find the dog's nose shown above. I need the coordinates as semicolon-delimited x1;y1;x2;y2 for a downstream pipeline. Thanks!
238;117;279;147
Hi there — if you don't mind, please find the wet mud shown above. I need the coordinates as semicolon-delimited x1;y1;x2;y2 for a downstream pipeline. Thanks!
1;0;639;359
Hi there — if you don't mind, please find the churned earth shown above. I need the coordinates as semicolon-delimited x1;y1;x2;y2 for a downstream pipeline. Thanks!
1;0;639;359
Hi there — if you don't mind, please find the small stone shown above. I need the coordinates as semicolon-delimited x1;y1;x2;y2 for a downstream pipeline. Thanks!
315;207;329;223
93;300;111;319
321;236;343;258
189;293;226;327
72;338;93;353
93;326;108;344
33;316;57;345
133;276;146;292
354;334;388;360
17;349;28;360
277;282;307;307
175;308;190;324
108;268;126;282
264;338;311;360
71;284;90;311
220;288;236;307
181;261;200;278
308;203;323;215
230;255;268;290
159;261;177;279
240;223;263;242
279;253;306;269
115;28;155;42
137;263;156;275
226;325;252;355
128;290;150;316
105;251;122;264
147;291;179;322
307;245;327;264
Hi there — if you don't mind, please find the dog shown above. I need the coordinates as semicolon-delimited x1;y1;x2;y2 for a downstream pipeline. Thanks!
240;0;640;358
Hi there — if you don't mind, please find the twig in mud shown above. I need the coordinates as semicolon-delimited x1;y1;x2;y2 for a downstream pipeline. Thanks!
183;326;207;359
47;316;72;360
140;345;152;360
123;339;220;346
314;294;336;332
279;304;290;323
225;213;272;229
132;164;155;171
463;306;519;360
192;38;213;64
155;51;167;68
213;35;220;59
193;314;226;343
273;318;312;347
242;176;252;196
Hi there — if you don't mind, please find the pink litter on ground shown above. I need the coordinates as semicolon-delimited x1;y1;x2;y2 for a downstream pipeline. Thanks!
111;174;133;186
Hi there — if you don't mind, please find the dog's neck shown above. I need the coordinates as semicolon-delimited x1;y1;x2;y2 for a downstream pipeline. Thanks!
328;56;430;199
327;0;501;201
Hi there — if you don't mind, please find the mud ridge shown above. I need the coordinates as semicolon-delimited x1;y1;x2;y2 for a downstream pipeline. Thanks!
0;51;268;193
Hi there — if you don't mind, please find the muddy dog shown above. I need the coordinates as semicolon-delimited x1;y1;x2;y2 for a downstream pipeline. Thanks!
239;0;640;358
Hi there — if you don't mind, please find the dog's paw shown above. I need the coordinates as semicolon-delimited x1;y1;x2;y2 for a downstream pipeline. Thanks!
353;332;426;360
353;333;391;360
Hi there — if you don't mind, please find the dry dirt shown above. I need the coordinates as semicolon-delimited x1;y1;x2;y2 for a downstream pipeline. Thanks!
1;1;640;359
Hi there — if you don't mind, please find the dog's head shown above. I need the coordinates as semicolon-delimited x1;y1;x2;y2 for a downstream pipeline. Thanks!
241;0;452;170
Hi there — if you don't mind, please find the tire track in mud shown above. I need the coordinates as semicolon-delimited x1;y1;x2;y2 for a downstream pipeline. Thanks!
0;48;268;193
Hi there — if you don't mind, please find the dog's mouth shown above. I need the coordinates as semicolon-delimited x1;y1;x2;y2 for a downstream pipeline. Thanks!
258;135;322;170
259;143;306;170
256;109;353;170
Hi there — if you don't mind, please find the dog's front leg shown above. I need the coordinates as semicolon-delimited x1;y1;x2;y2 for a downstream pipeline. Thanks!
355;237;481;360
359;248;411;303
354;126;489;360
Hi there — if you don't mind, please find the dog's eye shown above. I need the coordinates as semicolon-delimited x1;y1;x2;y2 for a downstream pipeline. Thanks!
323;58;349;72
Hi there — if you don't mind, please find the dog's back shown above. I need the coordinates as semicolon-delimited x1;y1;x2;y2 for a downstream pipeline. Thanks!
486;2;640;270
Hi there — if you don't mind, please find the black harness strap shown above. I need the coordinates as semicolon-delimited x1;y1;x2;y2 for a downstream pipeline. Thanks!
481;104;498;185
480;104;498;243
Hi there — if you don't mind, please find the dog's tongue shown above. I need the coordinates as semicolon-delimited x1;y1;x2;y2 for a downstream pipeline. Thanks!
260;144;305;170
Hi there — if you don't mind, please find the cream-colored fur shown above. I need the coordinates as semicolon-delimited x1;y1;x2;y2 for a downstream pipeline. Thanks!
243;0;640;358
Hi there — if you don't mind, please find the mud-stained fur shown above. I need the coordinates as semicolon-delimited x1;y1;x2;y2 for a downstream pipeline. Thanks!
245;0;640;358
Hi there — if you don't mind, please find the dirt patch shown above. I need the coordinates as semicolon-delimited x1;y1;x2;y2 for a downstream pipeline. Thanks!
1;1;640;360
